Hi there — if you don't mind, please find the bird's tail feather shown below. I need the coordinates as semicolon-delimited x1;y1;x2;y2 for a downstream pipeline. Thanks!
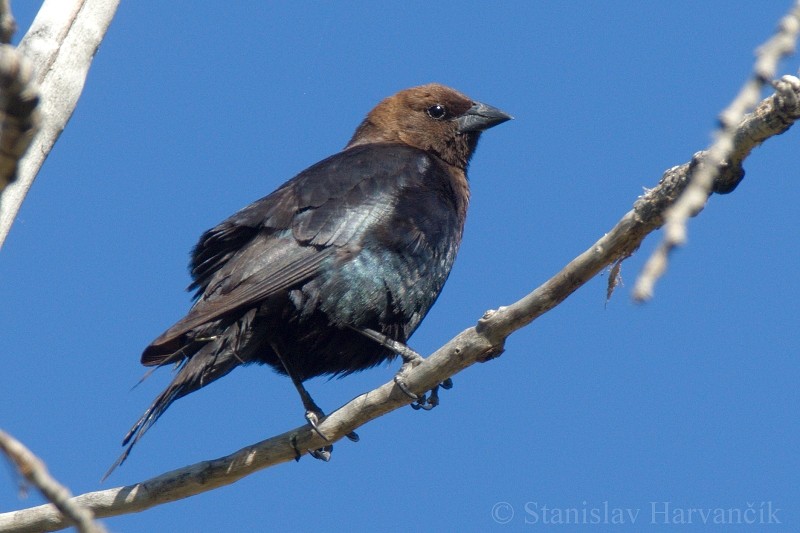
103;343;242;481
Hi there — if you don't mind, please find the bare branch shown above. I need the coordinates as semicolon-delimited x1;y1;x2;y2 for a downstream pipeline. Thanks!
0;0;16;44
633;1;800;301
1;77;798;533
0;0;120;250
0;429;107;533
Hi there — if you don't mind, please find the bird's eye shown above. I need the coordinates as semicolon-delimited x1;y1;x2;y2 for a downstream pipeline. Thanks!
426;104;447;120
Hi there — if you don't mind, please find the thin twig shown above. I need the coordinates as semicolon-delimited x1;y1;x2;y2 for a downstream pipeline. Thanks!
633;1;800;301
0;0;16;44
0;429;107;533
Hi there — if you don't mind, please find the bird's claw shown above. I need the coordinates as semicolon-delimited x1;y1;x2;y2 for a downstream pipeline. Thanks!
300;409;333;459
409;379;453;410
300;410;359;461
290;434;303;462
410;388;438;410
392;350;454;409
291;427;336;463
308;445;333;461
305;410;330;441
394;375;419;400
305;409;359;442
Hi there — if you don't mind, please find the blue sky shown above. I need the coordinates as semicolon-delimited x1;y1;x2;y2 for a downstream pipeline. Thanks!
1;2;798;531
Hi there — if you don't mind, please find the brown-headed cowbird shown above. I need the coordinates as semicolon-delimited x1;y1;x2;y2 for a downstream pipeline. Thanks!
109;83;511;474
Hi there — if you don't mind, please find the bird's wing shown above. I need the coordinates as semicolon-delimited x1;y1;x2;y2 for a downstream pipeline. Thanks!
143;144;433;365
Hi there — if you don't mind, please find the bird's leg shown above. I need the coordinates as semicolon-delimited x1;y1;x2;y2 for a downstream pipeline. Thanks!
352;327;454;409
351;327;423;399
352;327;425;366
271;343;357;461
285;370;335;462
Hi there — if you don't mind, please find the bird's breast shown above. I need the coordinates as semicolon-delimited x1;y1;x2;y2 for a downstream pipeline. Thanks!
314;196;463;337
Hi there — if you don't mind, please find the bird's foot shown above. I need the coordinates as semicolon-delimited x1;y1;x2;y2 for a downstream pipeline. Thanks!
290;434;333;462
355;327;430;401
304;410;335;462
393;357;454;410
308;445;333;461
394;374;419;400
305;409;329;441
393;347;429;400
305;409;360;442
410;378;454;411
295;409;359;461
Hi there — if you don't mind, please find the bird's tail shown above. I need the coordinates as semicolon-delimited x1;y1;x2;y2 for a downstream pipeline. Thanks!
103;341;243;481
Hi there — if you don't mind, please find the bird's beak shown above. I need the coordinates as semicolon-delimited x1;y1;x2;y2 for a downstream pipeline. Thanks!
456;102;513;133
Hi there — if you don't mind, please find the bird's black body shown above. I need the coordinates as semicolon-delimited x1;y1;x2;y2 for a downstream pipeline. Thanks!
109;83;511;474
152;143;466;381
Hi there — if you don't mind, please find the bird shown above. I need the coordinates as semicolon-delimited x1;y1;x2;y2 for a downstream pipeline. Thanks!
107;83;511;476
